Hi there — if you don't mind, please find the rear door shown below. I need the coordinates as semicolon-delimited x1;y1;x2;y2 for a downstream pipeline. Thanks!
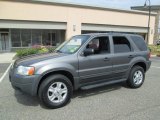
111;35;135;79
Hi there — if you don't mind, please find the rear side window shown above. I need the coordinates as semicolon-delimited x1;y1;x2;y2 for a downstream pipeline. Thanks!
113;36;131;53
131;36;147;51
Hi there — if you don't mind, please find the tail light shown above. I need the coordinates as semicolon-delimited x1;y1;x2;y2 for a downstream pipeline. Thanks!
148;52;151;59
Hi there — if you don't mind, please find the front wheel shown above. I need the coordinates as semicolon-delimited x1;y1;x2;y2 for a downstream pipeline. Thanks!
127;66;145;88
38;74;73;109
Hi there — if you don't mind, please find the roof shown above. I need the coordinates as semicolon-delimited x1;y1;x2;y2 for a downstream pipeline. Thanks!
82;32;141;36
5;0;157;16
131;5;160;12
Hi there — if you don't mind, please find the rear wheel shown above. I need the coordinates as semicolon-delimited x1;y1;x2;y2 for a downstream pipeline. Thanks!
127;66;145;88
38;74;73;109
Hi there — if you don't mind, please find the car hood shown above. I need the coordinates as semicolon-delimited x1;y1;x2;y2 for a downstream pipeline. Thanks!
14;52;67;67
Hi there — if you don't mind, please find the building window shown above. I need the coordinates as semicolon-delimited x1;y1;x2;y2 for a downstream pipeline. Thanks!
42;30;52;46
32;30;42;46
11;29;21;47
51;33;56;46
21;29;31;47
11;29;65;48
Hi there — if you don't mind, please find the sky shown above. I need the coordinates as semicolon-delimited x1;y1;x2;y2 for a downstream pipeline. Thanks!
51;0;160;10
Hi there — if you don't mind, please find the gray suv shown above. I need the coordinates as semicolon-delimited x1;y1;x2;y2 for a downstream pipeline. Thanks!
9;33;151;108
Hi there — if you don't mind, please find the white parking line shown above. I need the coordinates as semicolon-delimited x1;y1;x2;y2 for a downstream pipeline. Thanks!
0;63;12;83
151;66;160;69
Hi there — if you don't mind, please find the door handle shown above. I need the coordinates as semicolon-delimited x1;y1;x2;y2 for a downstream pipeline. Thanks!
128;55;134;58
104;57;109;61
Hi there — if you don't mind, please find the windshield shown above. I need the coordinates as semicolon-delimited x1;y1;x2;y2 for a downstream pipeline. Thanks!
55;35;90;54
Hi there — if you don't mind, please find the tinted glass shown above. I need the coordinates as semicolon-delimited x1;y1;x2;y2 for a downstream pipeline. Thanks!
131;36;147;51
113;36;131;53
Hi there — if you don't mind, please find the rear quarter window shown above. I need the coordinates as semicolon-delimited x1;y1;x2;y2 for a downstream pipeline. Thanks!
131;36;147;51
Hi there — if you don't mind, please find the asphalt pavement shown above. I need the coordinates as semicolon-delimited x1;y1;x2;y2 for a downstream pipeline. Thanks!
0;58;160;120
0;63;10;78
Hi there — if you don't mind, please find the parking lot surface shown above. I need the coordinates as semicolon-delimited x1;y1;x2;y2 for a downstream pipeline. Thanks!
0;58;160;120
0;63;10;77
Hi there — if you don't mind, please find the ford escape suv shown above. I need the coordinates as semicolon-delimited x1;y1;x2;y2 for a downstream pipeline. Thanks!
9;33;151;108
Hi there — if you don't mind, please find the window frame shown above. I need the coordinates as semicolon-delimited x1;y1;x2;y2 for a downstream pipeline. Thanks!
79;35;111;56
111;35;133;54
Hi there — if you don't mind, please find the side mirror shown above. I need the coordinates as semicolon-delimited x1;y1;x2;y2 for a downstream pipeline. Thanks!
83;48;94;56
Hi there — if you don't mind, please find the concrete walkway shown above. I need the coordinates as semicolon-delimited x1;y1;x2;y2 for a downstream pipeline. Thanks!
0;52;16;63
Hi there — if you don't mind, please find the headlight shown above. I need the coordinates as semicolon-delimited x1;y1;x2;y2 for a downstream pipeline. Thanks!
17;66;35;76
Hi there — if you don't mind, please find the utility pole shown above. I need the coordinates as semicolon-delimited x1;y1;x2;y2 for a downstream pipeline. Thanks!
144;0;151;44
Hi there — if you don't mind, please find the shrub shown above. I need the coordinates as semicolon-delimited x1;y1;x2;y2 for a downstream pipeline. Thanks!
157;46;160;56
16;45;56;58
46;46;56;53
148;45;158;55
38;47;49;54
16;48;39;58
148;45;160;56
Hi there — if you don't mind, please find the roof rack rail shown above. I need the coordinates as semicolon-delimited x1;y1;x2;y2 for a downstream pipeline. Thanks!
106;31;137;34
82;31;138;34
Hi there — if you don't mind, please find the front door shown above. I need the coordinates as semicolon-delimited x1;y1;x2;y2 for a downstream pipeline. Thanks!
78;36;113;86
0;33;10;52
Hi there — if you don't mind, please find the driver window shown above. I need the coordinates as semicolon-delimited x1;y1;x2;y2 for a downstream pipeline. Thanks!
86;36;110;54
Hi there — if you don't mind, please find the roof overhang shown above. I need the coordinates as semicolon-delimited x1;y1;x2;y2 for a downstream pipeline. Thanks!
131;5;160;12
1;0;157;16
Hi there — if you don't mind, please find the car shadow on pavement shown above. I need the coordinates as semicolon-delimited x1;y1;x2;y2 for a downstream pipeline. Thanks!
72;82;125;99
14;90;40;106
14;82;126;109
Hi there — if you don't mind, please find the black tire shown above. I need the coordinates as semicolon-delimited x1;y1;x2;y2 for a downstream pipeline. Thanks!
38;74;73;109
127;66;145;88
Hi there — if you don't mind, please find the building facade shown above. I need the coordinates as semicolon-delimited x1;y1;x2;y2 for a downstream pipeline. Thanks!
131;5;160;44
154;11;160;43
0;0;156;52
156;11;160;40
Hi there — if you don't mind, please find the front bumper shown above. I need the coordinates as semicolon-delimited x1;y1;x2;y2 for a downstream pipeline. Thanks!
9;68;40;96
